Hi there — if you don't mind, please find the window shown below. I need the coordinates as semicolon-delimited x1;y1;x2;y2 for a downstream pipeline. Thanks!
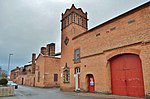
38;71;40;82
67;17;69;26
96;33;100;37
63;63;70;83
54;74;58;82
28;69;31;74
82;19;85;28
20;69;22;75
82;18;84;27
22;68;26;75
64;36;69;45
74;14;76;23
74;48;80;63
78;16;80;24
110;27;116;31
13;73;16;79
75;67;80;74
128;19;135;24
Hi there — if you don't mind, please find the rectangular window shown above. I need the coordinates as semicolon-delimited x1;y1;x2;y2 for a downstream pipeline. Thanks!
75;67;80;74
128;19;135;24
38;71;40;82
67;17;69;25
54;74;58;82
82;18;84;27
73;13;75;22
110;27;116;31
74;48;80;63
13;74;16;79
77;16;80;24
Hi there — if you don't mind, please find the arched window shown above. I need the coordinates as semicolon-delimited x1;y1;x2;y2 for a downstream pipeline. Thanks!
63;63;70;83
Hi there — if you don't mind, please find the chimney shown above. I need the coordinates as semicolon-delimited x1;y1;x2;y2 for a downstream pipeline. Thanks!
47;43;55;56
32;53;36;74
47;44;51;56
41;47;47;55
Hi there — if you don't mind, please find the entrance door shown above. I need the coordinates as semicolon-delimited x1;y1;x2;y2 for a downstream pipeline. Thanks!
33;77;35;87
110;54;145;97
87;74;95;92
75;68;80;91
22;78;24;85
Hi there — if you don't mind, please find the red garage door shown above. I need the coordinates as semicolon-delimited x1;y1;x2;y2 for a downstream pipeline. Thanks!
110;54;145;97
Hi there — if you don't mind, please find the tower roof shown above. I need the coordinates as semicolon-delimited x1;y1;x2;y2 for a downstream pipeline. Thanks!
62;4;87;19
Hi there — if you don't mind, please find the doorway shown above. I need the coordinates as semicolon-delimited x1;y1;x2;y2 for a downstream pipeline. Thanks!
75;68;80;91
22;78;24;85
110;54;145;97
86;74;95;92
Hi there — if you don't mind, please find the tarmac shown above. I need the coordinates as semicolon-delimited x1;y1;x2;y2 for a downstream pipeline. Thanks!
76;92;147;99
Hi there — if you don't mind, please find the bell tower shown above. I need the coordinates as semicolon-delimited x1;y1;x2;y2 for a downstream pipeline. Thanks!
60;4;88;91
61;4;88;32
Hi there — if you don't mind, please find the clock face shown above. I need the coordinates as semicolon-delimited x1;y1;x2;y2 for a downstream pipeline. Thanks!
64;36;69;45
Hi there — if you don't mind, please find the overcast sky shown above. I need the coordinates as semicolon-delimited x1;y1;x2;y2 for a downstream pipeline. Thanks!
0;0;149;72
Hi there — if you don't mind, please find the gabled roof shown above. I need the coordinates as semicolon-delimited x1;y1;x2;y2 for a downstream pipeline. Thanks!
36;53;44;61
36;53;60;61
24;64;32;68
11;67;20;72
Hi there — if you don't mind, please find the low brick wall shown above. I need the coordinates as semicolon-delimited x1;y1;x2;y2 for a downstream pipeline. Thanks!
0;86;15;97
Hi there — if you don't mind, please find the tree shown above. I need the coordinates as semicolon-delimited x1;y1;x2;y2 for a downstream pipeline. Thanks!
0;78;8;86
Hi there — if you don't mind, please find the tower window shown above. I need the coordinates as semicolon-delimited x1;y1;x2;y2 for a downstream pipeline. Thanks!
73;13;75;22
67;17;69;25
82;18;84;26
78;16;80;24
64;37;69;45
83;19;86;28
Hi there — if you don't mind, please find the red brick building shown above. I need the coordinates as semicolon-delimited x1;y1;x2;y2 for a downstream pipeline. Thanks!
10;43;61;88
60;2;150;98
10;67;20;82
35;43;60;87
10;61;35;86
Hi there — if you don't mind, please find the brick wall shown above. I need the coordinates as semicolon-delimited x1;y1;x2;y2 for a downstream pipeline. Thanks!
60;2;150;96
35;54;60;88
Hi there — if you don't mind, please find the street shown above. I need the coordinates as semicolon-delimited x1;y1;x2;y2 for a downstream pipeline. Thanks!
0;85;101;99
0;85;144;99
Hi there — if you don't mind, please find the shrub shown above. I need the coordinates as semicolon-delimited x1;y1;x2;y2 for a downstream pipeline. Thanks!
0;78;8;86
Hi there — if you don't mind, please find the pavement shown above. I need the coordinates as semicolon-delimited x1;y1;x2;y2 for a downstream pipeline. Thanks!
0;85;146;99
76;92;145;99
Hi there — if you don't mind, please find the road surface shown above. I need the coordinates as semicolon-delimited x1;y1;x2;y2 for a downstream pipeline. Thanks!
0;85;102;99
0;85;143;99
